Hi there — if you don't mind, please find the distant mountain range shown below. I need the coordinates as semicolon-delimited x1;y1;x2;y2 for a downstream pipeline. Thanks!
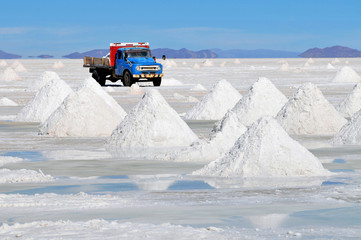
299;46;361;58
0;50;21;59
2;45;361;59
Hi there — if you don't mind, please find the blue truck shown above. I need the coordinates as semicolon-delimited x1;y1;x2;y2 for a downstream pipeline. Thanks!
83;42;163;87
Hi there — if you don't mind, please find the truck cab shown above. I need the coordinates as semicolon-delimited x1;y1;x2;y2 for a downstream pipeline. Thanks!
114;47;163;86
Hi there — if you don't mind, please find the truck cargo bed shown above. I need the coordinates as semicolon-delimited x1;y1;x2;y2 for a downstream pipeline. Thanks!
83;57;111;68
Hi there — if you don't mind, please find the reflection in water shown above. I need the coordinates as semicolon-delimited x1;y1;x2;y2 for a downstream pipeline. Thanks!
248;214;289;229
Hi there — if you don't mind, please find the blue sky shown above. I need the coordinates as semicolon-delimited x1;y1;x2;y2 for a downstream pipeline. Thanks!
1;0;361;57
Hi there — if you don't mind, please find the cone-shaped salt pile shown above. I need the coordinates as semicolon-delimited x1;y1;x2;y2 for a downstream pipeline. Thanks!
108;89;198;148
184;79;242;120
279;62;289;71
128;83;144;95
332;66;361;83
52;61;65;69
193;117;329;177
327;63;335;69
193;63;200;69
40;78;126;137
15;78;73;123
0;67;21;81
0;60;7;67
337;83;361;117
0;97;18;106
307;58;314;64
14;62;27;72
332;109;361;145
40;79;126;137
231;77;287;126
28;71;61;92
203;59;214;66
276;83;347;135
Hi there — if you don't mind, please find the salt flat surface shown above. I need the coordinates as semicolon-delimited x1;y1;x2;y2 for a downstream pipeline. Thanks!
0;58;361;239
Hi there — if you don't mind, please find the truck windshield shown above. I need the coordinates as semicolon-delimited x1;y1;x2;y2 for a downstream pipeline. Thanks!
125;49;151;58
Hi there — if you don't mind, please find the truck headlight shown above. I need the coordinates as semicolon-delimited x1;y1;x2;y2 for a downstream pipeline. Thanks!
136;66;141;71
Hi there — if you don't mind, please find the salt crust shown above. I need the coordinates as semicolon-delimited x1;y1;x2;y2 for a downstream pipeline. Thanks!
332;66;361;83
161;78;183;86
193;117;329;177
158;110;247;162
184;79;242;120
173;93;199;102
28;71;61;92
0;97;18;106
276;83;347;135
0;220;226;240
108;89;198;148
337;83;361;117
0;169;53;183
0;67;21;81
15;78;73;123
40;78;126;137
332;109;361;145
231;77;287;126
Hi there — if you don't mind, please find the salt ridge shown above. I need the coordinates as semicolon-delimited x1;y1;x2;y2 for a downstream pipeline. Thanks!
28;71;61;92
333;109;361;145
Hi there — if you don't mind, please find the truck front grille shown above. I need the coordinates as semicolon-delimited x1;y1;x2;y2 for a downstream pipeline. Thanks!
138;66;159;71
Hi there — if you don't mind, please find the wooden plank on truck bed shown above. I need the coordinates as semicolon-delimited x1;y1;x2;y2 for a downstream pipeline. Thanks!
102;58;110;66
93;58;103;65
83;56;93;66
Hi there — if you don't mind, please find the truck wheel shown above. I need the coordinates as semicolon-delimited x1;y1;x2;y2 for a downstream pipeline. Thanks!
123;71;133;87
92;70;106;86
153;77;162;86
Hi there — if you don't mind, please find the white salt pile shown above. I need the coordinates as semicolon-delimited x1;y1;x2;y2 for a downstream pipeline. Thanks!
0;97;18;106
173;93;199;102
11;60;20;68
14;62;27;72
332;66;361;83
0;60;7;67
128;83;144;95
279;62;290;71
162;59;177;68
332;109;361;145
40;78;126;137
0;169;53;183
0;156;24;167
193;63;200;69
337;83;361;117
234;59;241;64
220;61;226;67
203;59;214;67
276;83;347;135
157;110;247;162
332;58;341;64
327;63;335;69
304;62;310;67
231;77;288;126
190;84;207;91
0;67;21;81
108;89;198;148
184;79;242;120
28;71;61;92
306;58;315;64
15;78;73;123
162;78;183;86
52;61;65;69
193;117;329;177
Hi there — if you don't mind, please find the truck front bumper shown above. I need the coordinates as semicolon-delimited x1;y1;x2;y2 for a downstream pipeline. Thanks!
133;73;164;78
